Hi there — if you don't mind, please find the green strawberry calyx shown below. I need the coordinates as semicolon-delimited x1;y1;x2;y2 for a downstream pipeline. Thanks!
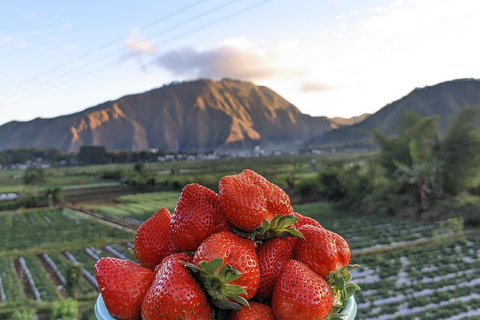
184;258;249;311
233;214;304;242
326;264;361;320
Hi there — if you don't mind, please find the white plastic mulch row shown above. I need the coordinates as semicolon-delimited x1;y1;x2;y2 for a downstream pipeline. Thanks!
64;251;99;291
18;257;41;301
41;254;66;286
26;215;36;225
62;211;80;223
41;214;51;223
374;293;480;320
351;234;450;255
84;247;100;261
104;245;133;262
438;308;480;320
0;275;6;301
358;268;479;305
126;242;134;250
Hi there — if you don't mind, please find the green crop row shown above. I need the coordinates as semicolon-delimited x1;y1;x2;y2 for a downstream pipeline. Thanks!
22;255;60;302
45;252;95;295
0;257;25;303
0;210;133;253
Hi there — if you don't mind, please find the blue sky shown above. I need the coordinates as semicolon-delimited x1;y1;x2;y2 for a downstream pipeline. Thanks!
1;0;479;126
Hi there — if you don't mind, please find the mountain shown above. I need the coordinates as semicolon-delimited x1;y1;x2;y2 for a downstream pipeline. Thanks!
311;79;480;147
0;79;335;152
327;113;371;129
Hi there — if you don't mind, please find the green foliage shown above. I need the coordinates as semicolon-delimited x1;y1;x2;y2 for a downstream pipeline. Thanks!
394;109;423;134
10;309;36;320
45;187;64;205
393;140;440;211
436;105;480;195
297;164;373;204
373;115;439;175
0;209;132;254
66;262;83;298
23;167;46;186
0;148;74;165
50;298;79;320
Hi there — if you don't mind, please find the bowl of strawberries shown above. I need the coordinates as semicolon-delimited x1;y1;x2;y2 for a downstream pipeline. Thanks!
94;169;359;320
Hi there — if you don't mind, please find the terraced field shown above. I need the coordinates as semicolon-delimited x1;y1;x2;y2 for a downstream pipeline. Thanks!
353;239;480;320
0;204;478;320
0;209;133;255
96;191;180;222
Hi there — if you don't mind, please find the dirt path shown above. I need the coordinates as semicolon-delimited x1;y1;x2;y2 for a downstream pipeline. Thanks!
37;254;67;298
13;258;34;300
70;208;137;234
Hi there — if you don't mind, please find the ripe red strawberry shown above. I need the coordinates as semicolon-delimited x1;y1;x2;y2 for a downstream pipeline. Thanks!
255;237;296;300
154;252;194;274
231;302;276;320
141;255;212;320
219;169;294;232
94;257;154;320
134;208;177;270
171;183;231;251
294;225;351;279
272;260;334;320
190;231;260;308
293;212;323;229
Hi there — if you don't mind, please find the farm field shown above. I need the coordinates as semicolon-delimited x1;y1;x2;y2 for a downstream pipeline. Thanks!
96;191;180;222
0;152;370;194
353;238;480;320
0;209;133;256
0;201;478;319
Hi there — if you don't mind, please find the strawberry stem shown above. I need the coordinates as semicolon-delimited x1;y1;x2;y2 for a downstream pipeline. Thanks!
327;264;361;319
232;214;304;242
184;259;249;311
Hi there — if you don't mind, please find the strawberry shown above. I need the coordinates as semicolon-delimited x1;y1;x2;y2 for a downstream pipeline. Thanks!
255;237;296;300
293;212;323;229
171;183;231;251
188;231;260;309
231;302;276;320
94;257;154;320
271;259;334;320
154;252;194;274
219;169;294;232
294;225;351;279
134;207;178;270
141;255;212;320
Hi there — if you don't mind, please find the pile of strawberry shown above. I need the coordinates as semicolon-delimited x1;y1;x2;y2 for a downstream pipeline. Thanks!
94;169;359;320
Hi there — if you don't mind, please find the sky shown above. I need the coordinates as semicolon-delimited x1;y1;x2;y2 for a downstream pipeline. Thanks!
1;0;480;126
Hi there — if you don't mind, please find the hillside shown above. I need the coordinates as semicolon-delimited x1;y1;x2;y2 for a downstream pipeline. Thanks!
311;79;480;146
328;113;371;129
0;79;335;152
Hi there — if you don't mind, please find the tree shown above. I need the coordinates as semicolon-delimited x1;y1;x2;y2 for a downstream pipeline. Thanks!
393;140;440;211
436;105;480;195
23;166;46;186
50;299;79;320
66;262;83;298
373;115;439;174
11;309;36;320
45;187;64;206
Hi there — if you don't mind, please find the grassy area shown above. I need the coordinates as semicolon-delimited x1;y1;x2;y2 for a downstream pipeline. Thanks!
96;191;180;221
0;209;133;257
0;152;372;194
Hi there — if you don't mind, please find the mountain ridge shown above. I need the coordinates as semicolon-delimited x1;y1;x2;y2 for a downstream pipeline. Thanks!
310;78;480;147
0;79;336;152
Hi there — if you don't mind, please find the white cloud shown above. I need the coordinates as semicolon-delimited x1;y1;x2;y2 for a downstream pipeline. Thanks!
17;42;28;48
148;37;307;81
125;28;156;55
